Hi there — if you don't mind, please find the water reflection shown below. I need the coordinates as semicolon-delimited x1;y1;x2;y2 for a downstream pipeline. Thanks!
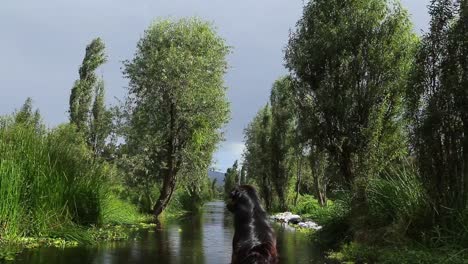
14;201;323;264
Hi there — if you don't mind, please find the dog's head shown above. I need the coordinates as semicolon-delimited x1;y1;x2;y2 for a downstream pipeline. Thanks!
227;185;262;216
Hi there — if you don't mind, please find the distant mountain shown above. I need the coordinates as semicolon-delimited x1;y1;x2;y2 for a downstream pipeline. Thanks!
208;170;225;186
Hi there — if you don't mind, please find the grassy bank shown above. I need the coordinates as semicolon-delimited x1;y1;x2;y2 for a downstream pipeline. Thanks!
0;122;105;239
288;167;468;264
0;120;154;260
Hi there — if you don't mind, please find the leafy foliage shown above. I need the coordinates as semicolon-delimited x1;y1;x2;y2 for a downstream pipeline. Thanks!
406;0;468;223
285;0;416;189
122;18;230;217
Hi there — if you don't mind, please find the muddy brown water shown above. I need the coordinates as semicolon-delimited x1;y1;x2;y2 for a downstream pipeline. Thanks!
13;201;325;264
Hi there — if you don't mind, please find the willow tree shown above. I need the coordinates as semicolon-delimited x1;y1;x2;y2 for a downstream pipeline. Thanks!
90;80;112;157
123;18;230;218
243;105;274;211
270;77;295;210
407;0;468;218
69;38;107;133
285;0;415;196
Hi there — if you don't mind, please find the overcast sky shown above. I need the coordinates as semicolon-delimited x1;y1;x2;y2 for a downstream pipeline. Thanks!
0;0;430;172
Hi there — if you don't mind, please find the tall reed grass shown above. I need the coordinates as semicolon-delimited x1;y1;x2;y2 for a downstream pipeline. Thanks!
367;161;428;235
0;121;107;239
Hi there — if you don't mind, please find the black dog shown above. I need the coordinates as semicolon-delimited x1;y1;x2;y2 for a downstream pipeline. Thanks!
227;185;278;264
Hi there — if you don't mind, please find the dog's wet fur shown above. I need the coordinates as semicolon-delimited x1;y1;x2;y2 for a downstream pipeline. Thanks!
227;185;278;264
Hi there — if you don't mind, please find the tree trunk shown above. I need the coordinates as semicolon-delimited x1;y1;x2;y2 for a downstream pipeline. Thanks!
294;154;303;206
313;167;327;207
153;164;177;218
311;150;328;207
262;173;273;211
340;148;354;189
277;186;287;211
153;102;178;219
462;120;468;209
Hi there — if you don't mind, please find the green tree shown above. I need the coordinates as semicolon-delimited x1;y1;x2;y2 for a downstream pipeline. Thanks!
243;105;274;211
210;178;218;198
285;0;415;197
123;18;230;218
240;164;247;185
15;97;33;124
90;80;112;157
224;160;239;197
15;97;44;133
407;0;468;220
69;38;107;134
270;77;295;210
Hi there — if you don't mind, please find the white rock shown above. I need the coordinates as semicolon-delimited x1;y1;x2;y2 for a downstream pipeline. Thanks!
297;221;322;230
271;212;301;223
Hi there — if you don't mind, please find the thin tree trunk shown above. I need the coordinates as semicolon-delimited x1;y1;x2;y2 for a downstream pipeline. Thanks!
340;149;354;189
262;173;272;211
277;183;287;211
153;102;178;219
153;160;177;218
311;150;327;207
294;154;302;206
462;120;468;209
313;169;327;207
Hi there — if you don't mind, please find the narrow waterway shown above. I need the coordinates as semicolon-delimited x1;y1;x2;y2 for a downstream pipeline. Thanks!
14;201;324;263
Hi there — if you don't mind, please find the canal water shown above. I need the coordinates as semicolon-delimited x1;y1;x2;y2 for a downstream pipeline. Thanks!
14;201;324;264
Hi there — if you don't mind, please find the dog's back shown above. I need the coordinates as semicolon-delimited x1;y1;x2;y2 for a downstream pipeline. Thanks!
227;185;278;264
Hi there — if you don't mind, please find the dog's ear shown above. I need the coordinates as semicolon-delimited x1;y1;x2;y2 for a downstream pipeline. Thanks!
230;188;241;200
229;187;241;200
227;188;241;212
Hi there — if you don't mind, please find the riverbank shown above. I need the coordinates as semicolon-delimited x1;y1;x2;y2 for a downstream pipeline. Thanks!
328;242;468;264
271;212;322;231
274;194;468;264
0;220;158;261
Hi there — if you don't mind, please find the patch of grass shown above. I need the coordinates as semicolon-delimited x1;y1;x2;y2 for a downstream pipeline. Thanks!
0;123;108;238
287;193;352;249
290;194;350;225
101;195;151;225
328;242;468;264
367;162;428;231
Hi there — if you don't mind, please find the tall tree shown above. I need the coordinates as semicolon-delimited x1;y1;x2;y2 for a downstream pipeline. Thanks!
270;77;295;210
69;38;107;134
90;80;112;157
240;164;247;185
123;18;230;218
456;0;468;209
285;0;415;198
15;97;34;124
243;105;274;211
407;0;468;219
14;97;43;132
224;161;239;197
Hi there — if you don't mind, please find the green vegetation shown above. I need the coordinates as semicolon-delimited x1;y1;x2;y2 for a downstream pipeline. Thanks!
0;17;225;261
240;0;468;262
3;1;468;262
122;18;230;218
0;120;105;239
